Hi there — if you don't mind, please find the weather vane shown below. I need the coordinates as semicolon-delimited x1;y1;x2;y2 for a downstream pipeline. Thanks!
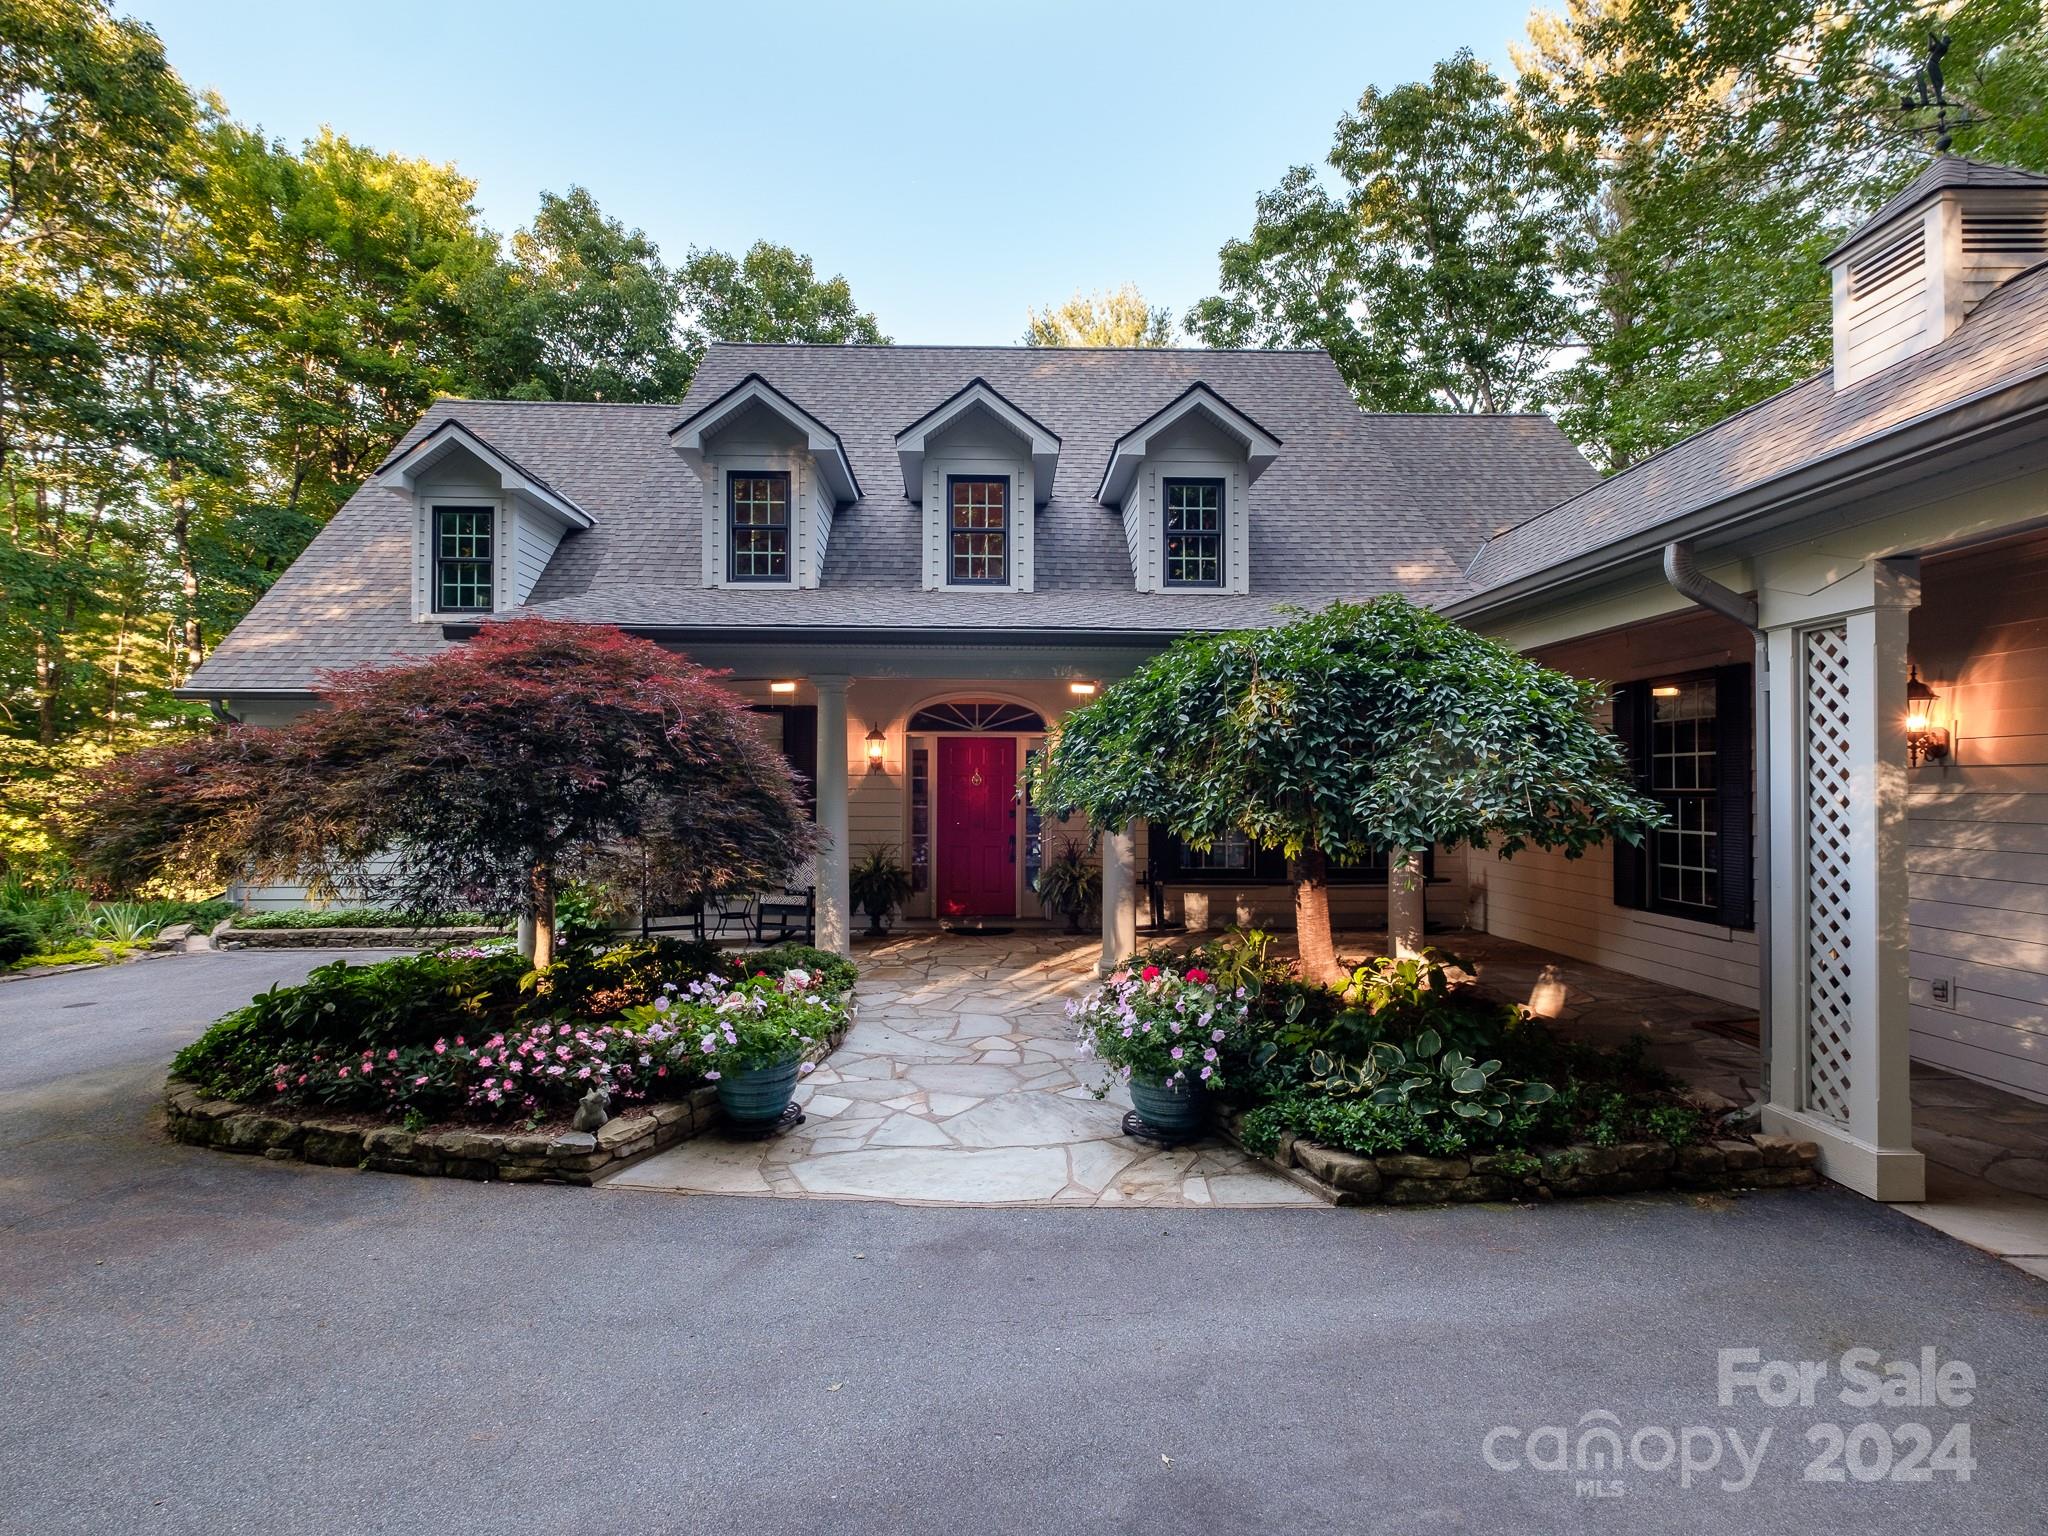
1900;32;1976;153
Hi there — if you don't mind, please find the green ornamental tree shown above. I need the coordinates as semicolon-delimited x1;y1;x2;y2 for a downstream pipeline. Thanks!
69;619;816;967
1030;597;1661;984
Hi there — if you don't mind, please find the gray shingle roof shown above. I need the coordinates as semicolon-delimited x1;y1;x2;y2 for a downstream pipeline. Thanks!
1823;154;2048;263
1462;261;2048;599
186;345;1595;693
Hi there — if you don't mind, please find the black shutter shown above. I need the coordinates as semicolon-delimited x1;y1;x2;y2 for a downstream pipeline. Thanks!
1714;663;1755;930
780;706;818;820
1611;682;1647;911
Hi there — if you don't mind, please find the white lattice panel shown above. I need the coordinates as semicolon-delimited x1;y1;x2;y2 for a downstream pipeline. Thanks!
1803;625;1854;1124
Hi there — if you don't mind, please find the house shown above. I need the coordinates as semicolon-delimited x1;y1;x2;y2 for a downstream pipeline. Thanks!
183;343;1593;941
185;152;2048;1203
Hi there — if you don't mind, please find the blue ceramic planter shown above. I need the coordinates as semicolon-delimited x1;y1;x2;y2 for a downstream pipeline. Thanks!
1127;1073;1206;1136
717;1056;803;1126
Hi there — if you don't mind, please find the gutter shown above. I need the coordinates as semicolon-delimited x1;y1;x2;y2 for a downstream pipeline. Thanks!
1662;542;1772;1100
433;623;1187;648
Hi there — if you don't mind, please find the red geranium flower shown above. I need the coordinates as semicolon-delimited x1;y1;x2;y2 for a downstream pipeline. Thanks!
1186;967;1210;984
1140;965;1161;982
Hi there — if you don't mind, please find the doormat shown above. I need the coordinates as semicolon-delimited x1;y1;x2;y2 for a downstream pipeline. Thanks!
941;923;1016;937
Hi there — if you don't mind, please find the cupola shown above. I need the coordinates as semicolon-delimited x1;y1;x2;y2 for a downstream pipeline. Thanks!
1827;155;2048;390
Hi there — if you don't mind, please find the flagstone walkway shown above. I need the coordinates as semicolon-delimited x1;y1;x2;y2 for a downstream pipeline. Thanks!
602;931;1320;1208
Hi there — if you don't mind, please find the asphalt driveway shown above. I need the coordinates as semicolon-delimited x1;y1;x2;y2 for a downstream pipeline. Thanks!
3;952;2045;1536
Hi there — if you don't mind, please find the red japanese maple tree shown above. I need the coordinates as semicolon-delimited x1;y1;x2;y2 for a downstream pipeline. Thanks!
73;620;816;966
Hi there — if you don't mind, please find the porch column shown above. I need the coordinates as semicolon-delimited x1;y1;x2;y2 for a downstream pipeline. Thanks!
1099;820;1136;976
813;675;851;958
1759;556;1925;1201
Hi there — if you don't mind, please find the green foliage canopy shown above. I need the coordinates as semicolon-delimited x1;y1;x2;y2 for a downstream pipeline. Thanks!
1031;597;1660;864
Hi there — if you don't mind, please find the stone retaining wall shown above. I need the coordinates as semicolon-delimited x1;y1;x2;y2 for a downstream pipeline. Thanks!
219;926;507;950
165;1019;851;1185
1217;1108;1821;1206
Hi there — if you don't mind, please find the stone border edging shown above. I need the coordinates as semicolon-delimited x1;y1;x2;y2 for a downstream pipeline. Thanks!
1215;1108;1820;1206
218;925;509;950
164;1016;853;1185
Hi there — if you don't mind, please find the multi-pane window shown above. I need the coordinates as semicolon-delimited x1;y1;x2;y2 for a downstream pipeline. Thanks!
948;477;1007;584
727;472;790;582
433;506;494;612
1178;828;1252;872
909;744;930;893
1611;669;1751;929
1648;680;1719;912
1163;478;1224;587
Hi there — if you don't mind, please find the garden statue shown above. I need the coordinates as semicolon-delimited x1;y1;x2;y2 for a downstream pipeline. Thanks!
571;1085;610;1132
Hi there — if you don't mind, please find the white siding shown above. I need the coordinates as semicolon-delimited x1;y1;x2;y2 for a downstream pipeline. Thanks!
511;505;564;604
1906;534;2048;1101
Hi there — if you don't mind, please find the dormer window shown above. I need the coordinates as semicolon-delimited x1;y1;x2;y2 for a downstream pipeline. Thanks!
947;476;1008;584
670;374;858;590
727;471;792;582
1162;478;1224;588
372;418;596;622
895;379;1060;594
433;506;496;612
1099;384;1280;596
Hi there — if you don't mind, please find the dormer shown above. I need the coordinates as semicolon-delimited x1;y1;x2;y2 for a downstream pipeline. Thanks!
894;379;1060;593
1098;383;1280;595
669;374;859;589
372;418;595;621
1828;155;2048;390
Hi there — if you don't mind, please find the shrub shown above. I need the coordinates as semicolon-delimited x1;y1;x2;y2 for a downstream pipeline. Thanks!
743;943;856;997
170;935;854;1121
1071;960;1253;1091
533;936;730;1019
234;907;501;930
173;951;531;1100
1241;1095;1469;1159
0;910;39;965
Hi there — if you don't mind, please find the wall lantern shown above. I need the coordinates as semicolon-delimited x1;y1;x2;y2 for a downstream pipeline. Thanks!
1068;680;1099;697
864;725;887;771
1906;665;1950;767
769;680;798;695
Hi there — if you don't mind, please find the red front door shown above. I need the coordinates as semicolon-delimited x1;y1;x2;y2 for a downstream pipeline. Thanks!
937;736;1016;918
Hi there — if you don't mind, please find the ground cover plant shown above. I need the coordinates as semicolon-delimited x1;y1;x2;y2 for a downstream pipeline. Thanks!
1125;927;1713;1165
0;871;233;968
171;936;855;1129
232;907;506;931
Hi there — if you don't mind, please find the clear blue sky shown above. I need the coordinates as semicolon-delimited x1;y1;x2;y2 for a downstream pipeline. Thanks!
127;0;1534;344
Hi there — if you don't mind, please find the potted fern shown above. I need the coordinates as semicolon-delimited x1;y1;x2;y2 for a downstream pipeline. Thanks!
1033;836;1101;933
849;846;913;935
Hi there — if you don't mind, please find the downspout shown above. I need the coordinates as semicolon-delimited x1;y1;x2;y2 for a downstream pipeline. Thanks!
1662;543;1771;1103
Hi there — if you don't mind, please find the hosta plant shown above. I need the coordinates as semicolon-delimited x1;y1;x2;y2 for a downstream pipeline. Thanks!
1311;1027;1554;1129
1070;962;1253;1092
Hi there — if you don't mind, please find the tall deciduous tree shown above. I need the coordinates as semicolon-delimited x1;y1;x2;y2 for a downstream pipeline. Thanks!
1516;0;1923;469
1031;598;1658;983
1024;284;1174;347
485;186;694;403
680;240;887;348
1188;51;1573;413
72;620;817;967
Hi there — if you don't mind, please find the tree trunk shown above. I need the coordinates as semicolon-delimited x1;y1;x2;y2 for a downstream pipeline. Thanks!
528;858;557;970
1389;846;1426;959
1290;848;1345;987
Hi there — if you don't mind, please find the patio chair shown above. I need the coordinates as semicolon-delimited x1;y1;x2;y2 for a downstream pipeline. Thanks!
753;862;816;944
